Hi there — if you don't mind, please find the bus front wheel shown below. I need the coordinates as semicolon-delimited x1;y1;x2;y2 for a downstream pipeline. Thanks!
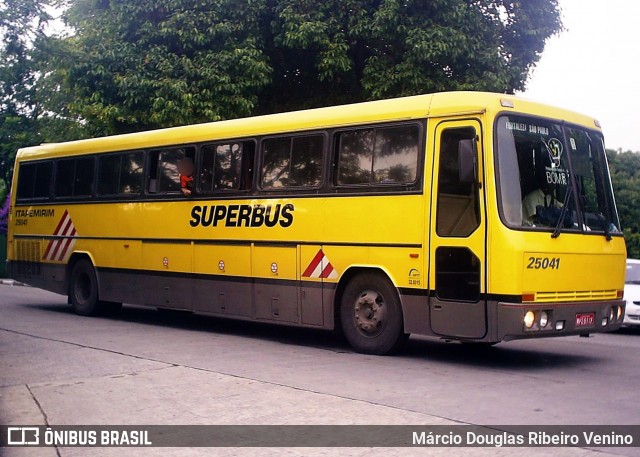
69;259;103;316
340;272;407;355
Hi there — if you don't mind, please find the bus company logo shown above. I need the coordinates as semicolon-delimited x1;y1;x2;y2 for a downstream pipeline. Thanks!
408;268;421;286
302;249;338;279
42;210;77;262
544;137;563;167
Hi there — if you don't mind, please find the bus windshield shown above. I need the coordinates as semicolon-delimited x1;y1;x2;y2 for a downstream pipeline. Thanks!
495;114;621;235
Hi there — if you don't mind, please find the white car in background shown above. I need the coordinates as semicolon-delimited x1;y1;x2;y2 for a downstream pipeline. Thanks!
623;259;640;328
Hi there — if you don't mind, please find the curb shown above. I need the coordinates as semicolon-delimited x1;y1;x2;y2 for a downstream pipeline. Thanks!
0;279;28;287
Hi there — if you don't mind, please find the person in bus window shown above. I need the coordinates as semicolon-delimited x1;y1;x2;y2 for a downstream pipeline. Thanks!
522;175;567;226
178;157;194;196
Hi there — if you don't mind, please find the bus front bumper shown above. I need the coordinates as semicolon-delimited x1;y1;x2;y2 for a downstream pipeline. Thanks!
496;299;625;341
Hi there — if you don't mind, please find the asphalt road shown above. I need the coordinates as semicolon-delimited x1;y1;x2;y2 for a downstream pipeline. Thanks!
1;284;639;457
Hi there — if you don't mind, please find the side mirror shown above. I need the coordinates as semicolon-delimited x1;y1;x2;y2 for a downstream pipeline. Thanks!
458;138;477;184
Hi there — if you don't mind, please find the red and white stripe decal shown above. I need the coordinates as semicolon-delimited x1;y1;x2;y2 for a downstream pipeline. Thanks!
302;249;339;279
42;210;77;262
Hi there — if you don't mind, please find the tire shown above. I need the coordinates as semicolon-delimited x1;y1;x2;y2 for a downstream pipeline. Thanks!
340;272;407;355
69;259;103;316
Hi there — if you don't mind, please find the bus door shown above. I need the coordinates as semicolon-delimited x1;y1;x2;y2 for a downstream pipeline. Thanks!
428;120;487;338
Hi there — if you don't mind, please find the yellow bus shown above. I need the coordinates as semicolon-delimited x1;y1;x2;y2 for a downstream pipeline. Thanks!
6;92;627;354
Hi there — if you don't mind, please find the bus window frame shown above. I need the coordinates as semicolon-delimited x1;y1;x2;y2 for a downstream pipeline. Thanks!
330;121;425;194
96;150;146;199
257;131;327;193
197;138;257;196
13;121;426;206
53;156;97;201
146;145;197;196
15;160;55;203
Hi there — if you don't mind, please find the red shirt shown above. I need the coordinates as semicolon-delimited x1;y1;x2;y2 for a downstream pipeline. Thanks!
180;175;193;189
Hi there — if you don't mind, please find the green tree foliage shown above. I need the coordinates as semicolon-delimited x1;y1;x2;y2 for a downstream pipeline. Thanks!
0;0;49;196
54;0;272;134
0;0;50;116
263;0;562;111
0;0;86;200
50;0;562;134
607;149;640;259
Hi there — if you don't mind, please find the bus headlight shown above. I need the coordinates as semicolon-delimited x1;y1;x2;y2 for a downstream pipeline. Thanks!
617;306;623;321
539;311;549;328
608;307;615;323
524;311;535;329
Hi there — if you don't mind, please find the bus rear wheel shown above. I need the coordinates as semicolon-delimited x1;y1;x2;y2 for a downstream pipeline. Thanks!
69;259;103;316
340;272;407;355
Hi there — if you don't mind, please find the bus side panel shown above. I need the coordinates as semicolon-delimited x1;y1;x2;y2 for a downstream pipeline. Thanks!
400;293;431;335
299;244;326;327
9;234;67;295
253;244;298;323
94;239;143;304
192;244;252;318
138;240;194;310
98;268;146;305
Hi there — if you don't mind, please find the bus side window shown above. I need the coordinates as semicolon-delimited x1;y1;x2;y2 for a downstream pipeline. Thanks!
98;152;144;196
373;125;419;184
33;162;53;199
149;147;195;194
335;124;419;186
199;140;254;192
260;135;323;189
290;136;323;187
16;161;53;201
54;157;95;198
120;152;144;194
261;137;292;188
55;159;76;197
201;142;243;192
336;129;374;185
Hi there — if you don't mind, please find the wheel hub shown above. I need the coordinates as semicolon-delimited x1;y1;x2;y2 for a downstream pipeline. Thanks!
353;290;387;336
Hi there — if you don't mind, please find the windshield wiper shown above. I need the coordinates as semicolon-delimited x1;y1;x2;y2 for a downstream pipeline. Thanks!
551;179;573;239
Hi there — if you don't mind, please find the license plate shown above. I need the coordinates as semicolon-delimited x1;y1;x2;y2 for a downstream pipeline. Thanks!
575;312;595;327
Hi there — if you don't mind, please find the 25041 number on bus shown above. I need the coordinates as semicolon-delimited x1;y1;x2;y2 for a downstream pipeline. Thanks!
526;257;561;270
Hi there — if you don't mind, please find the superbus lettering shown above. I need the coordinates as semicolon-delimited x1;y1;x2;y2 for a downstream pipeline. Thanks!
190;204;294;228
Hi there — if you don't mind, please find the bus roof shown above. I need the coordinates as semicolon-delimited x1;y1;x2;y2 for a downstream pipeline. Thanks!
16;91;602;160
